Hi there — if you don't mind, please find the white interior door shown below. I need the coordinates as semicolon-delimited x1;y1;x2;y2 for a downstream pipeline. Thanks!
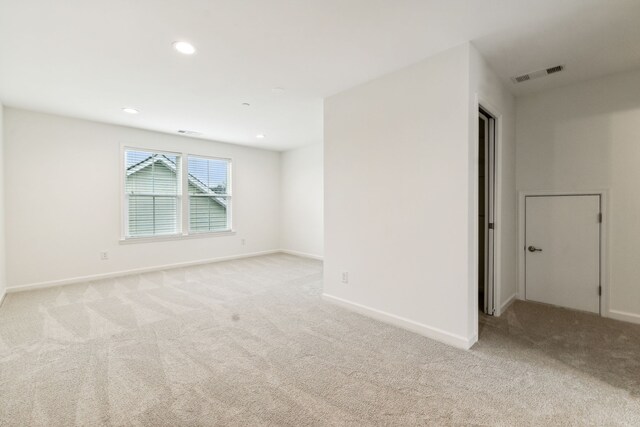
525;195;600;314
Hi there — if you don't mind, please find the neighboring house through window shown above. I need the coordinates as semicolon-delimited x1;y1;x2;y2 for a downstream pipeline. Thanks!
125;150;181;237
124;148;232;239
188;156;231;233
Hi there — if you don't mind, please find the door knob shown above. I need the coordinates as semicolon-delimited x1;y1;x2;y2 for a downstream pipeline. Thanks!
528;246;542;253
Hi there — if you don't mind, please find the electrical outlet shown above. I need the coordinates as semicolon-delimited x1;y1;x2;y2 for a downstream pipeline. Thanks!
341;272;349;284
100;251;109;261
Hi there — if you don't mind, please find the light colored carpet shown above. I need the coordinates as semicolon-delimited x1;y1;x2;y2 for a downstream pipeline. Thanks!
1;253;639;426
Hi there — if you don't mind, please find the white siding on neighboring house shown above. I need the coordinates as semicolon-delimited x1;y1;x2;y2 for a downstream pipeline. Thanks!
126;156;180;237
188;180;227;232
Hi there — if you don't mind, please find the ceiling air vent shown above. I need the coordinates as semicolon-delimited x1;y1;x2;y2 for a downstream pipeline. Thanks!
546;65;564;74
511;65;565;84
177;129;202;136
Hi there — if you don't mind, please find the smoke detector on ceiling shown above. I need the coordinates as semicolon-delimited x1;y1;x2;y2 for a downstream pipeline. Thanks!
511;65;565;84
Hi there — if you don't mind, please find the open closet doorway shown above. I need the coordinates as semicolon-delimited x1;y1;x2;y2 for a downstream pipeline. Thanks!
479;107;496;315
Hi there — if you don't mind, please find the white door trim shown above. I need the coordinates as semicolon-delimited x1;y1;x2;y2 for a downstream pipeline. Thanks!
472;96;504;327
517;190;609;317
479;109;496;316
470;94;504;346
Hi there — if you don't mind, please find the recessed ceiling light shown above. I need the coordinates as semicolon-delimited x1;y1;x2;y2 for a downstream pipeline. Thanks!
122;107;139;114
256;134;265;139
172;41;196;55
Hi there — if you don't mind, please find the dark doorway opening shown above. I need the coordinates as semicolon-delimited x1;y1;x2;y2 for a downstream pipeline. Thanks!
479;107;496;315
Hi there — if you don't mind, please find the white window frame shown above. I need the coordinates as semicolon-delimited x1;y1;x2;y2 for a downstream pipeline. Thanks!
120;146;234;243
187;154;233;235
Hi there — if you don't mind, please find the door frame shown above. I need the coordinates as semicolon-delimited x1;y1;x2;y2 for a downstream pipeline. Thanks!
473;97;504;324
517;190;609;317
479;108;496;316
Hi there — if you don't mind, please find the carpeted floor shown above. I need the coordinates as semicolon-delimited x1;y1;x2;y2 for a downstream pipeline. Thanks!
1;253;639;426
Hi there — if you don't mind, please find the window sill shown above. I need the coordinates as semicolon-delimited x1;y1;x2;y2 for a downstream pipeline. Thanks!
119;229;236;245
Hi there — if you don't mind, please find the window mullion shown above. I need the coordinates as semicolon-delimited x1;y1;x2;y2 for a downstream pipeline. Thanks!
181;154;189;235
152;195;156;235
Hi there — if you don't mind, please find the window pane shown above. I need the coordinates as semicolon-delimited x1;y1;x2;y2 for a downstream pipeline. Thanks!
125;150;180;237
128;196;178;237
187;157;229;195
189;195;228;232
126;151;179;195
188;156;230;232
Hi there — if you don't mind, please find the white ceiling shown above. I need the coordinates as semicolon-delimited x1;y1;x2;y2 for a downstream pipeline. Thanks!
1;0;639;151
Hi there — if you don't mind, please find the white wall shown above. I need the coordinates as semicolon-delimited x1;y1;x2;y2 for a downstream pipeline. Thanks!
516;68;640;324
324;44;476;348
280;143;323;258
0;102;6;300
469;45;517;319
4;108;281;288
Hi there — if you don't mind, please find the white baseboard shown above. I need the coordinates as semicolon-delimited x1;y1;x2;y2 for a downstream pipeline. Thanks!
322;293;475;350
496;293;517;317
6;250;281;294
280;249;323;261
607;309;640;325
